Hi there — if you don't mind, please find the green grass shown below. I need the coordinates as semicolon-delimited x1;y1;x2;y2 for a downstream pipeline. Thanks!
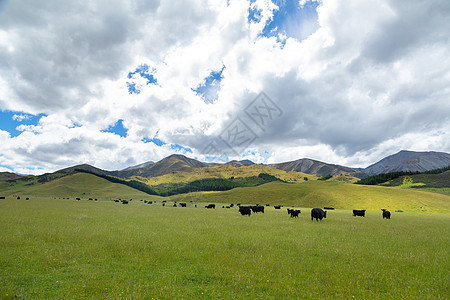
134;164;318;185
0;197;448;299
382;171;450;189
172;181;450;214
0;173;162;201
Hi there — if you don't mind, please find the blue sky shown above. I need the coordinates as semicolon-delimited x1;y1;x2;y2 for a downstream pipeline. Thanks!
0;0;449;174
0;110;46;138
192;65;225;104
250;0;319;42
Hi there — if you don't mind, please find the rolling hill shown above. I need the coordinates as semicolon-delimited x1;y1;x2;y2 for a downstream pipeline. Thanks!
171;181;450;213
0;172;163;200
0;172;23;181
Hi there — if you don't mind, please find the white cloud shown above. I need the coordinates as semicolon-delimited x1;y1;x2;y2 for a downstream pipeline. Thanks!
0;0;449;174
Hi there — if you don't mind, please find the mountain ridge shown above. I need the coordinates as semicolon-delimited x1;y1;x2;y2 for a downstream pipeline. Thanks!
2;150;450;179
364;150;450;176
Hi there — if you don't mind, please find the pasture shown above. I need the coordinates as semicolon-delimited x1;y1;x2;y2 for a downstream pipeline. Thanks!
1;197;449;299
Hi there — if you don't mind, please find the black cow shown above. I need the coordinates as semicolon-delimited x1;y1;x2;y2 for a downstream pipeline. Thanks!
287;208;300;217
179;203;187;207
26;197;30;200
205;204;215;209
17;196;20;200
290;210;300;218
251;205;264;213
311;208;327;221
382;209;391;219
274;205;282;209
0;196;5;199
324;207;335;210
239;206;251;216
122;200;129;204
230;204;234;207
353;210;366;217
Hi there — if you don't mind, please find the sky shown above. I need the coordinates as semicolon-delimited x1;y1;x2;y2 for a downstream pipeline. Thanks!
0;0;449;175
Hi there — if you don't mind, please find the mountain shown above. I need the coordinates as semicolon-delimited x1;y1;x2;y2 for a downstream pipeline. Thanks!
59;164;112;176
47;150;450;180
364;150;450;176
268;158;363;177
0;172;23;181
121;161;154;171
225;160;255;167
115;154;209;178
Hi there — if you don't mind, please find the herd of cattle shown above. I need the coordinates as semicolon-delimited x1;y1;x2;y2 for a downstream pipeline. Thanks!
1;196;391;219
110;198;392;220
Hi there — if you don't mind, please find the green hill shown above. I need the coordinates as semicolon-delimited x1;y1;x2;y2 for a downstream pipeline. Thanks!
136;164;317;185
0;172;163;200
171;181;450;213
382;170;450;188
0;172;23;181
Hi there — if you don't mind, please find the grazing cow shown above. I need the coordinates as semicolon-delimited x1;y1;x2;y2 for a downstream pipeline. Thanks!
290;210;301;218
226;206;230;208
353;210;366;217
149;201;153;204
324;207;335;210
0;196;5;199
173;203;177;207
26;197;30;200
17;196;20;200
179;203;187;207
205;204;215;209
382;209;391;219
162;203;165;206
230;204;234;207
266;204;270;206
114;200;119;202
89;198;93;201
239;206;251;216
287;208;300;217
122;200;129;204
251;205;264;213
76;198;81;200
274;205;282;209
311;208;327;221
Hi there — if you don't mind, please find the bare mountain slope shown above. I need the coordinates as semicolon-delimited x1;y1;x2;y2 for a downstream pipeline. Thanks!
364;150;450;176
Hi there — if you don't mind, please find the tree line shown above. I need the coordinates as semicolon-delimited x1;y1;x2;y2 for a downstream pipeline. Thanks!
354;165;450;185
75;169;282;196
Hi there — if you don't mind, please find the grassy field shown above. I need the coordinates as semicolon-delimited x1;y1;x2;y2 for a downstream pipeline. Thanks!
172;180;450;214
0;197;449;299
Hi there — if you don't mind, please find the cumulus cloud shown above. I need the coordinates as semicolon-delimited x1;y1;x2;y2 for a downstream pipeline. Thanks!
0;0;449;174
